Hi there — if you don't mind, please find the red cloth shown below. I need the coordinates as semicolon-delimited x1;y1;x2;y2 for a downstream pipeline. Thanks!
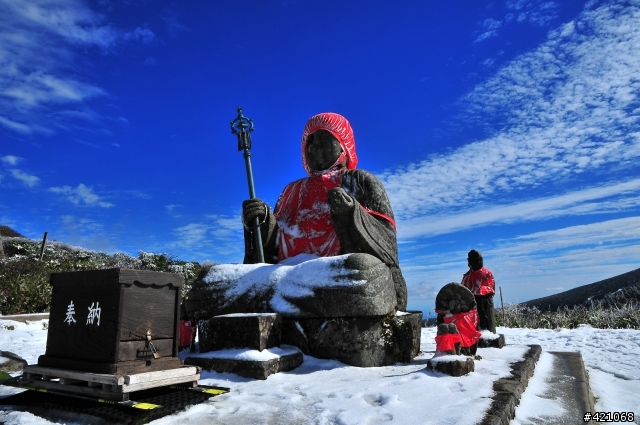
442;310;482;348
179;319;196;349
300;112;358;174
435;333;462;353
274;170;344;260
273;113;361;261
461;267;496;296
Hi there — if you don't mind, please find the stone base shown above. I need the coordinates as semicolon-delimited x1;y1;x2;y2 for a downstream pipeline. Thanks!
281;311;422;367
198;313;281;353
478;333;506;349
426;356;475;377
184;347;303;380
0;351;27;374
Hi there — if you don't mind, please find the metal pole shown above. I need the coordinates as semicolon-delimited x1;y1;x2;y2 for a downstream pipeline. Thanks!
231;107;265;263
39;231;48;262
499;286;505;324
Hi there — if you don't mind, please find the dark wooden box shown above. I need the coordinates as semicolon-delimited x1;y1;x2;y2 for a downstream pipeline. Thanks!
38;268;184;375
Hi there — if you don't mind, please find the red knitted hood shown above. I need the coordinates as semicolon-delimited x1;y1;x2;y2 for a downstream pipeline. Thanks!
301;113;359;175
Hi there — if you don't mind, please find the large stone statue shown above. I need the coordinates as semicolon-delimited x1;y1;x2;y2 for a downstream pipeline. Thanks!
185;113;419;367
241;112;407;311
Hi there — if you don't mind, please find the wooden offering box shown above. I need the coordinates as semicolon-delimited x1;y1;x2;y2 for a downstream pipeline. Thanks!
38;268;185;375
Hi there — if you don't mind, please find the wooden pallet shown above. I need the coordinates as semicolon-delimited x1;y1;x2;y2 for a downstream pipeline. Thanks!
16;365;200;401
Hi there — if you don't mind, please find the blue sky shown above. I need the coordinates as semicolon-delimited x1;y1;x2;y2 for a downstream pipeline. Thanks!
2;0;640;315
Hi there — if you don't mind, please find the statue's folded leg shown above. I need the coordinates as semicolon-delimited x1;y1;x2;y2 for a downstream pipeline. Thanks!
281;253;397;318
185;253;398;321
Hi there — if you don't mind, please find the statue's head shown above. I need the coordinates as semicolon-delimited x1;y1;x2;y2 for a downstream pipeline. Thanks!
467;250;483;271
301;113;358;174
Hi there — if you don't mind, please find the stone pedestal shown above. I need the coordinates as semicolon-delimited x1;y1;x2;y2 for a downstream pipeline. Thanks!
478;333;506;349
184;346;303;380
426;356;475;377
187;313;302;380
197;313;281;353
281;311;422;367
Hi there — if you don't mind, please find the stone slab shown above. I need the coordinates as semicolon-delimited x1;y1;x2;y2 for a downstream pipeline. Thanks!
281;311;422;367
478;333;506;349
479;344;542;425
0;351;27;373
426;356;475;376
184;348;303;380
198;313;281;353
483;349;598;425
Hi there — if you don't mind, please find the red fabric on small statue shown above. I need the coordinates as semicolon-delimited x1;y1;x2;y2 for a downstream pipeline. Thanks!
461;267;496;296
442;310;482;348
435;333;462;353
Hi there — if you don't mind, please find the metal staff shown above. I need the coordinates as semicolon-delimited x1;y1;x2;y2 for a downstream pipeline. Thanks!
231;107;265;263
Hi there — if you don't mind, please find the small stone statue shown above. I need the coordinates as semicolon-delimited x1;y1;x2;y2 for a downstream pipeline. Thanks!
461;250;496;333
242;112;407;311
434;282;482;355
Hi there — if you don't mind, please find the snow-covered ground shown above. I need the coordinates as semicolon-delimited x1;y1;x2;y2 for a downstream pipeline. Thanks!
1;317;638;424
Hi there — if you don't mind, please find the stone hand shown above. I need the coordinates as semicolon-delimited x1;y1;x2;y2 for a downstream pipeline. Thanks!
242;198;269;226
328;187;355;216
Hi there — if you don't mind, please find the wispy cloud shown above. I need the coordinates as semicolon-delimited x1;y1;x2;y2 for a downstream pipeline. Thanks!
170;213;244;262
474;0;559;42
0;0;155;135
55;214;116;252
1;155;21;166
399;178;640;239
383;1;640;226
9;169;40;187
403;216;640;303
475;18;503;43
49;183;114;207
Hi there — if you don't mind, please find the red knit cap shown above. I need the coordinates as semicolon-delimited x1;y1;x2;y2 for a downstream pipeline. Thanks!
301;112;358;175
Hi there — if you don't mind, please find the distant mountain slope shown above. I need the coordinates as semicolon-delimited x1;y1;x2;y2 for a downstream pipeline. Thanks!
0;225;24;238
522;267;640;312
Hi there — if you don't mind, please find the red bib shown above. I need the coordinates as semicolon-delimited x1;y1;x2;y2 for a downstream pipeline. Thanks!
274;169;343;261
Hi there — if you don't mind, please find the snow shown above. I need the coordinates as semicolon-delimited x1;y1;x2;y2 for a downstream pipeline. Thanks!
202;254;367;314
1;317;639;424
185;345;301;362
216;313;278;318
480;329;502;340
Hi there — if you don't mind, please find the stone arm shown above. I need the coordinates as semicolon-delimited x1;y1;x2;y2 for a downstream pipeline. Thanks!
242;199;279;264
330;170;400;268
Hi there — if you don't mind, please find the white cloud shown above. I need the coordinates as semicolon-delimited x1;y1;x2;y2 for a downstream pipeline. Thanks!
9;169;40;187
49;183;114;207
0;116;32;134
56;214;116;252
475;0;559;43
474;18;503;43
170;213;244;261
402;216;640;304
0;0;155;134
173;223;210;247
1;155;21;166
383;1;640;227
398;178;640;239
506;0;559;26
